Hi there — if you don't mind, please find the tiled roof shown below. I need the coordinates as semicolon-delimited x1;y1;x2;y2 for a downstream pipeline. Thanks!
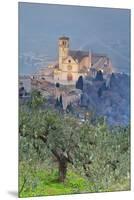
69;50;89;62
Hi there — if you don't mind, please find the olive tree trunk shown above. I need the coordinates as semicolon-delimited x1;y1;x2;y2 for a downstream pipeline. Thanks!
51;149;69;182
58;159;67;182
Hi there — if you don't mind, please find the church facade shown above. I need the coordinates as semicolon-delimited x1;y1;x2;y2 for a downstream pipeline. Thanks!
53;36;112;84
38;36;113;85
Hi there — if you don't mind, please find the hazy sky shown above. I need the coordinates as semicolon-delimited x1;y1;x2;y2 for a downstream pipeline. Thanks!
19;2;130;74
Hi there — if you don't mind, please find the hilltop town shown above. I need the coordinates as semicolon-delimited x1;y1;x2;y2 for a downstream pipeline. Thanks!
36;36;113;84
19;36;129;126
31;37;113;106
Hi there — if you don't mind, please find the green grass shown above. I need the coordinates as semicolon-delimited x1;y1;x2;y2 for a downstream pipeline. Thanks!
19;165;91;198
19;163;130;198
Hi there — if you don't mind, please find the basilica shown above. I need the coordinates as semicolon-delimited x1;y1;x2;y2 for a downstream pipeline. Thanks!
39;36;113;85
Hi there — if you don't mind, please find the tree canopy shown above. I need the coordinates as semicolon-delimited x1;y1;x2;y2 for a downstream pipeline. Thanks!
19;104;130;184
27;89;45;109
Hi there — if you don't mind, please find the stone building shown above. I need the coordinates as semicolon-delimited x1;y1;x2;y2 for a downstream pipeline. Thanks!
53;36;112;84
37;36;113;85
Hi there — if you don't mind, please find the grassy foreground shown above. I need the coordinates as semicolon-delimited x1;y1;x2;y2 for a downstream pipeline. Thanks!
19;163;130;198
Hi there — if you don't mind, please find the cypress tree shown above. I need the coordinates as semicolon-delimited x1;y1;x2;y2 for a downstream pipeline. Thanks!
56;82;60;88
55;97;60;108
95;70;103;81
110;73;115;88
59;95;63;106
76;76;83;90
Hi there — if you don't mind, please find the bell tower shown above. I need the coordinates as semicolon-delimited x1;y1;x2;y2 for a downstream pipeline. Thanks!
59;36;69;69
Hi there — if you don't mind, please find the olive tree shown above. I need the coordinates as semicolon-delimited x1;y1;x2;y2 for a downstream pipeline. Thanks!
19;99;130;188
27;89;45;109
75;120;130;191
19;108;79;182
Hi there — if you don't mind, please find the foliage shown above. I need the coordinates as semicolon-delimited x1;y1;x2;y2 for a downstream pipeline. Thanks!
76;76;83;90
97;87;102;97
110;73;116;88
56;82;60;88
19;164;90;198
19;106;80;182
19;100;130;196
66;102;74;113
55;98;60;108
59;95;63;106
55;96;63;110
74;121;130;191
27;89;45;109
95;70;103;81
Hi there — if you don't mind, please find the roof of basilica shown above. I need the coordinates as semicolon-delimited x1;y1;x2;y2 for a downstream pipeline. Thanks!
69;50;107;65
69;50;89;62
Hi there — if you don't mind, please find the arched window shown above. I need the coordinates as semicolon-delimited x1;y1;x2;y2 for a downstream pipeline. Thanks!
62;41;66;46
